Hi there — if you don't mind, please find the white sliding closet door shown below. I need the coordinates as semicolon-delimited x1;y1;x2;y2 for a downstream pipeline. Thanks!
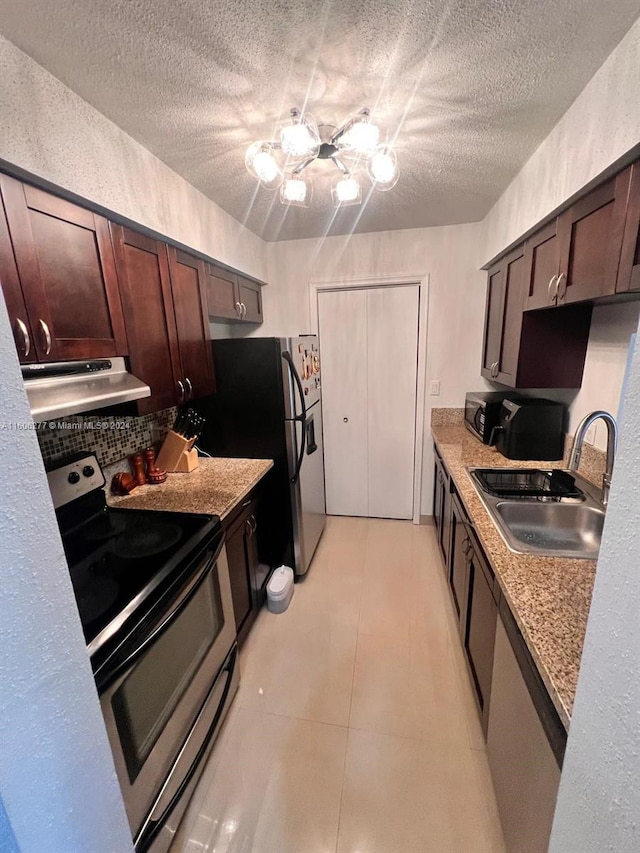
318;285;419;519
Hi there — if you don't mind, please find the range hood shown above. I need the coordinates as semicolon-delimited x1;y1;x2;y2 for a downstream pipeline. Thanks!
22;358;151;420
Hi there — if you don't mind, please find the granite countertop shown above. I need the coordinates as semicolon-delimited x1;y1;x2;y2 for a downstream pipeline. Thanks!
108;457;274;520
432;422;597;729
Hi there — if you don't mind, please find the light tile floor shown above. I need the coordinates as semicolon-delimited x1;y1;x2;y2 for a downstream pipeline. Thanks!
170;516;506;853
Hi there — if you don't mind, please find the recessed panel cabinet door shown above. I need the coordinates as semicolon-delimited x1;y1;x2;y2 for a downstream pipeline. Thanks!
482;265;504;377
167;248;215;400
617;162;640;293
556;167;631;304
0;194;36;363
524;220;560;311
205;264;241;321
0;175;127;361
237;275;263;323
111;225;181;415
495;248;526;385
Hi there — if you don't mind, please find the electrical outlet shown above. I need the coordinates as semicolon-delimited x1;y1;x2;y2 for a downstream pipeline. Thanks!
429;380;441;396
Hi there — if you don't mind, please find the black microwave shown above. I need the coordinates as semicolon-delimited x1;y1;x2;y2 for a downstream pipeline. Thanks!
464;391;509;444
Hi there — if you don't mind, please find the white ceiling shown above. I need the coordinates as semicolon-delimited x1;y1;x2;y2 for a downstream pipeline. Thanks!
1;0;639;242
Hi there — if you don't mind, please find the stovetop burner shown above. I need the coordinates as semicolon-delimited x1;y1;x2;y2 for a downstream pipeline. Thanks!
82;513;127;542
112;519;182;559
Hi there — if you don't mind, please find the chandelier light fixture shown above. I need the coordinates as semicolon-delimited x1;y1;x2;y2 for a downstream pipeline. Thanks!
245;107;399;208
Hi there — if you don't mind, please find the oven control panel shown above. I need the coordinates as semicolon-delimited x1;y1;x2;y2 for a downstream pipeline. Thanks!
47;452;106;509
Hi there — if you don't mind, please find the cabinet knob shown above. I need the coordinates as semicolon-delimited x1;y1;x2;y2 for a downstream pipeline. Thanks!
39;318;52;356
343;417;349;423
16;318;30;357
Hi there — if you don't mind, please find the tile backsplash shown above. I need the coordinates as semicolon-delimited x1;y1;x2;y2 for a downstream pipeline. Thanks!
37;407;178;470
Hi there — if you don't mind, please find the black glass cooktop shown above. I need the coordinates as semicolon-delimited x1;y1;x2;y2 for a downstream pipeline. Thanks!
58;495;219;647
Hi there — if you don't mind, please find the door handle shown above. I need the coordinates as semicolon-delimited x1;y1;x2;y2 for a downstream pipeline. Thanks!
343;416;349;423
556;272;567;300
39;318;52;356
185;376;193;400
16;318;30;357
281;351;307;484
548;274;558;303
177;379;186;402
235;301;242;317
241;302;247;317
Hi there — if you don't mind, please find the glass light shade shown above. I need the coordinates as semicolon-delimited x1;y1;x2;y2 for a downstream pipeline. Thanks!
332;175;362;207
280;113;320;158
338;117;380;154
367;145;399;190
245;141;283;189
280;174;312;208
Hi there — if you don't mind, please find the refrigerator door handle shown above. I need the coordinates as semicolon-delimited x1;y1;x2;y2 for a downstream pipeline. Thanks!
282;351;307;484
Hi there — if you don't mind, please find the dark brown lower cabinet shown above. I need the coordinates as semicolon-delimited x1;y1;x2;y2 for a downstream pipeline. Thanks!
462;528;498;735
433;449;452;569
449;492;469;622
222;490;270;645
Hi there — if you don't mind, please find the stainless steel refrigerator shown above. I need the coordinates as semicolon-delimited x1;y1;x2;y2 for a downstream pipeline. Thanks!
192;336;326;576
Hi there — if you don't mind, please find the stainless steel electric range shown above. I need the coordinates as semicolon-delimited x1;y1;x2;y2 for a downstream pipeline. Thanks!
48;452;239;853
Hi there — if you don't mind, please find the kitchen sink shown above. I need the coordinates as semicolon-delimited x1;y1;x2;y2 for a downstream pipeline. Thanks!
468;467;605;559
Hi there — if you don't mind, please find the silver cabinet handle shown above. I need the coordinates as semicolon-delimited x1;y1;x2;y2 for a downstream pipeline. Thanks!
235;301;242;317
185;376;193;399
240;302;247;317
177;379;186;402
16;318;30;357
548;274;558;303
557;272;567;300
39;318;52;356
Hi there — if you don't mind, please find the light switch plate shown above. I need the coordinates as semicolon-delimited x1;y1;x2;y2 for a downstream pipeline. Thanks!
429;380;441;396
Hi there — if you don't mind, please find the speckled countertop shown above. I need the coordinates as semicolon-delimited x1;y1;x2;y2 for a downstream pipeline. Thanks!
108;457;274;520
432;422;598;729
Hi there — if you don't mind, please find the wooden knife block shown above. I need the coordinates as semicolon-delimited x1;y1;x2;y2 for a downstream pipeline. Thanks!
156;430;199;473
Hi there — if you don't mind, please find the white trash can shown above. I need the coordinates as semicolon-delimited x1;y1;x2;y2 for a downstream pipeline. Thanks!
266;565;295;614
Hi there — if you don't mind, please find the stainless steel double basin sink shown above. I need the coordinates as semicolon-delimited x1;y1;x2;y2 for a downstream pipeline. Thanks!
467;467;605;560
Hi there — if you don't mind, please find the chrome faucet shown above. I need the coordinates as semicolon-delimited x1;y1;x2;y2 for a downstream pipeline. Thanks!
568;410;618;507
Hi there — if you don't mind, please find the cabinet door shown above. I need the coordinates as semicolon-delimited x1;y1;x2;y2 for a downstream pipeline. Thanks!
167;248;215;401
0;176;127;361
524;219;560;311
464;536;498;733
111;225;181;414
433;457;444;539
556;167;631;304
449;495;469;626
225;509;254;636
481;263;504;378
237;275;263;323
0;195;36;363
204;263;241;321
617;162;640;293
494;246;526;385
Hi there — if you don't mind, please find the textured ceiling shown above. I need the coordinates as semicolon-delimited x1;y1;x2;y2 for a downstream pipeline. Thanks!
1;1;639;241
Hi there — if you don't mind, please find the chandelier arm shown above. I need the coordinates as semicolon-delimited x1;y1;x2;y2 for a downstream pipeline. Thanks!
291;156;316;175
331;155;350;175
329;108;370;145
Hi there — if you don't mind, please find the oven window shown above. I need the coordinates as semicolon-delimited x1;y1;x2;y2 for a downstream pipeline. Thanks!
112;570;224;783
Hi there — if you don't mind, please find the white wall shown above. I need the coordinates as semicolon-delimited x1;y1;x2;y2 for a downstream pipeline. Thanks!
481;16;640;264
570;302;640;449
254;224;487;512
0;293;134;852
549;325;640;853
0;35;267;281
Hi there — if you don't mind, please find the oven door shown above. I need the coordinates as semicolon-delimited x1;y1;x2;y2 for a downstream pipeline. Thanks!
97;539;236;849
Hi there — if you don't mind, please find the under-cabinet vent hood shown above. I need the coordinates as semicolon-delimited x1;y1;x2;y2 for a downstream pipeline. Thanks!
22;357;151;420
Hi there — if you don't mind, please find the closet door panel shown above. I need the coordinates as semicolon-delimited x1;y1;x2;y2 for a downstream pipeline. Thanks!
318;289;369;516
367;286;419;519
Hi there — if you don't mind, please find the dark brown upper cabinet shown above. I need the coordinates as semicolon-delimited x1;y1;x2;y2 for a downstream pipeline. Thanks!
524;167;631;310
204;262;263;323
112;226;215;414
617;162;640;293
166;248;215;401
0;175;127;363
482;244;592;389
0;193;36;363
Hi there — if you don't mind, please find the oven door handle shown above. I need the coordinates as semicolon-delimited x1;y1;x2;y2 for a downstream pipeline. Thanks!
98;538;224;690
